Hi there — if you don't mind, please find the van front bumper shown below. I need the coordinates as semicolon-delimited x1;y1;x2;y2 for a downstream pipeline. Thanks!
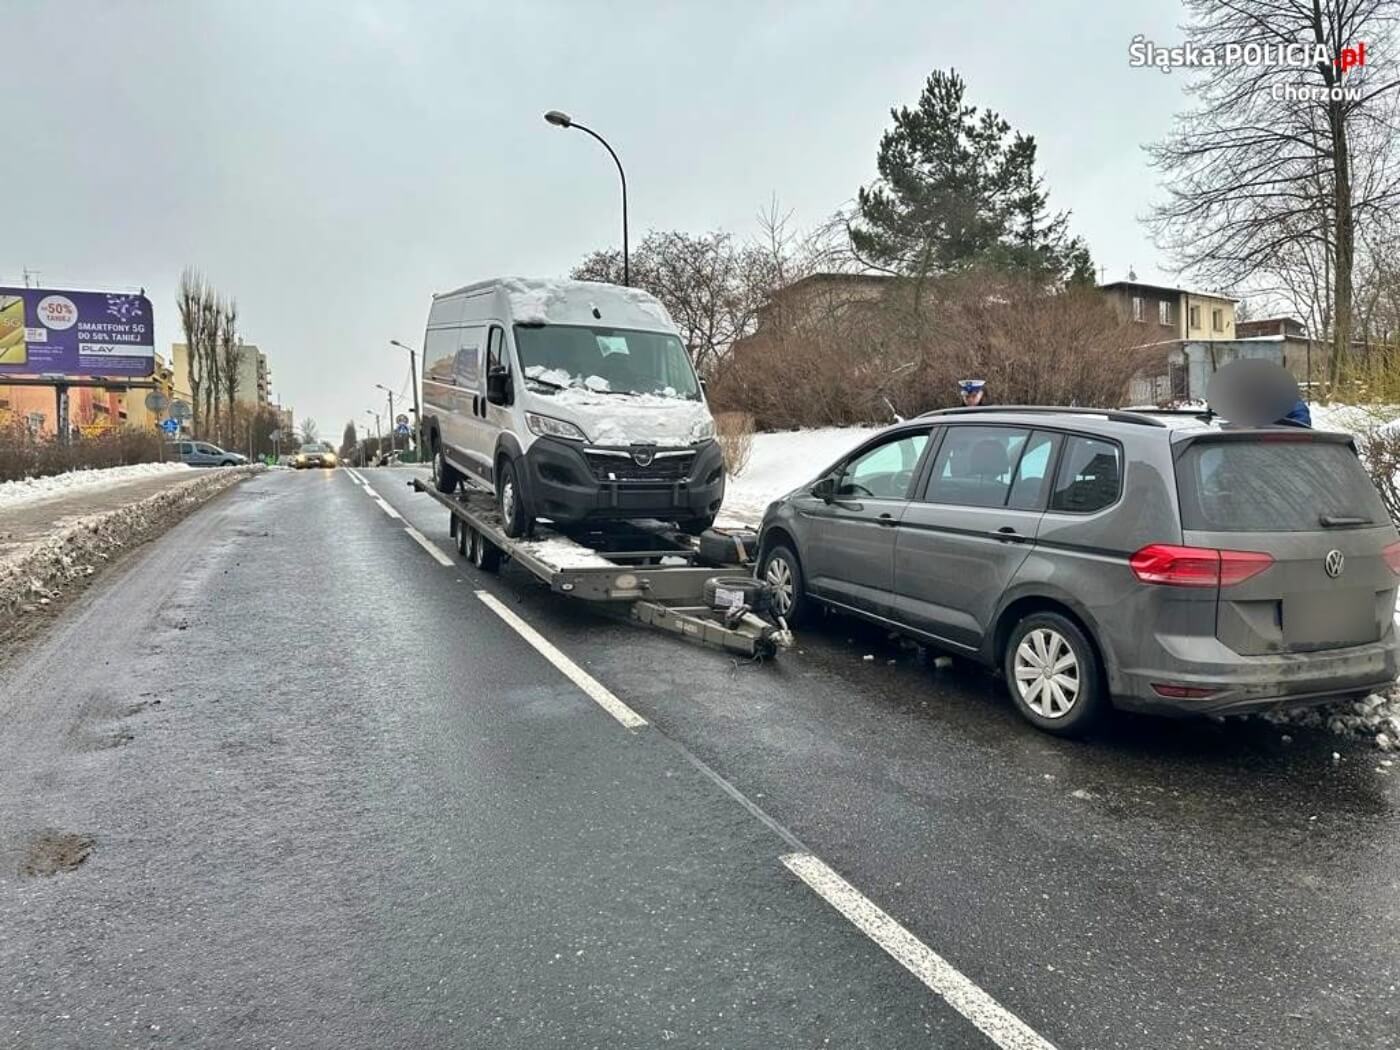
521;437;725;525
1114;633;1399;716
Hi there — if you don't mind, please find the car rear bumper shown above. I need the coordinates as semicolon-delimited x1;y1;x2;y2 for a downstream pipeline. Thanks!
1114;634;1399;716
521;437;725;525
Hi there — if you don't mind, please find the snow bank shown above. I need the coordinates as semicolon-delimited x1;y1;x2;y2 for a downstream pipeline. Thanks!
0;466;258;633
718;426;882;526
0;462;192;510
1262;688;1400;751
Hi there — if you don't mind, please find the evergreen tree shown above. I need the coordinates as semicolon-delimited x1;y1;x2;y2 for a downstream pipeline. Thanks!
852;69;1093;284
339;420;358;461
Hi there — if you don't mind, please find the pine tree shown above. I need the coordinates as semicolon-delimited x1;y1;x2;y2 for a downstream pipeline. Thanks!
851;69;1093;284
339;421;358;461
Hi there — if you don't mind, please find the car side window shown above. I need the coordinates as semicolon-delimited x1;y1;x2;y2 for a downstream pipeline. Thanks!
835;431;929;500
1050;436;1122;513
486;326;508;375
197;443;217;454
1006;431;1061;511
454;326;484;389
180;442;193;454
922;426;1030;508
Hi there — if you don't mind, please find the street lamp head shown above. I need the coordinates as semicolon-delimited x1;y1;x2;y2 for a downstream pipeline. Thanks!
544;110;573;128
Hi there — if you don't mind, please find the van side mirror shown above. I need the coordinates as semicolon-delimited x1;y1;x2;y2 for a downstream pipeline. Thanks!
811;476;835;503
486;367;512;406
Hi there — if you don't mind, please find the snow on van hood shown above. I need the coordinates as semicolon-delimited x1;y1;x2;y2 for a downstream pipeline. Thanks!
502;277;674;330
539;385;714;446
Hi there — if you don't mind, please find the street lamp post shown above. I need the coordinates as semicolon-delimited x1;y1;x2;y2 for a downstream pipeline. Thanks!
365;409;381;466
389;339;423;457
375;383;396;456
544;110;628;286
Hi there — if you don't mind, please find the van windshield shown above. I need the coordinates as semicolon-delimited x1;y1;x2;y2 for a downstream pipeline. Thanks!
513;324;701;400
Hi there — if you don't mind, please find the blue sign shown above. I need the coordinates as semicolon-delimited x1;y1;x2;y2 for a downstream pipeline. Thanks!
394;423;411;436
160;418;179;435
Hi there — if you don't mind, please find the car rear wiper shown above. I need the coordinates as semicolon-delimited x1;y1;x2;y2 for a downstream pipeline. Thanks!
1320;513;1371;527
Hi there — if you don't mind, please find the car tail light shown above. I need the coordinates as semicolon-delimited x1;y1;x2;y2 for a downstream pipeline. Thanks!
1384;541;1400;576
1129;544;1273;587
1150;683;1222;699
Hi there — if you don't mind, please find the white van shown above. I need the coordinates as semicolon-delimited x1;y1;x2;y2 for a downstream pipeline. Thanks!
420;277;724;537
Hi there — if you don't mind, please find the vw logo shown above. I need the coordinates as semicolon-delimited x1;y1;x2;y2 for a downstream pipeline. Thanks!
1325;549;1345;578
631;446;656;467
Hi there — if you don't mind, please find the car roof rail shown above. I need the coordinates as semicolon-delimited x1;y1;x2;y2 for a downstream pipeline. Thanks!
917;405;1169;428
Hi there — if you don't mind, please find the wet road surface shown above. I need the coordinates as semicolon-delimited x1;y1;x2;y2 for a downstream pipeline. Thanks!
1;467;1396;1048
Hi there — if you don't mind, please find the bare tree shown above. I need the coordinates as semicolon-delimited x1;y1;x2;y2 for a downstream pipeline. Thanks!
176;268;207;439
300;417;319;445
571;228;778;378
1148;0;1400;388
220;299;240;448
198;290;223;442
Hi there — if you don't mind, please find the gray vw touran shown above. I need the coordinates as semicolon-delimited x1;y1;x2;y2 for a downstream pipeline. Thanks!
757;407;1400;735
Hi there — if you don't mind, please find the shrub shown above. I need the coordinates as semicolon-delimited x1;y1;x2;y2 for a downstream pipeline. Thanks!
0;424;164;484
715;412;754;476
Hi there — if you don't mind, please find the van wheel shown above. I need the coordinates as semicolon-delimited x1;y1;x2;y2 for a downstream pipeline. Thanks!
1003;612;1105;736
760;544;810;626
497;458;533;538
432;438;461;494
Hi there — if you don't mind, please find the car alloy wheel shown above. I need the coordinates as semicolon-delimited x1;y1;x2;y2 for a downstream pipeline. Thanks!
1012;627;1080;719
765;556;795;617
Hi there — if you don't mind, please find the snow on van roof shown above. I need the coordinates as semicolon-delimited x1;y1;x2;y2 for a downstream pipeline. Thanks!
436;277;675;331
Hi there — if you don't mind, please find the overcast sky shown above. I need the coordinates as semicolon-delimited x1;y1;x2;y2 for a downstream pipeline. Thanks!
8;0;1193;434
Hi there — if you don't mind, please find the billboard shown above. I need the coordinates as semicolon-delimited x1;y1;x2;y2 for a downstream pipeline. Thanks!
0;287;155;379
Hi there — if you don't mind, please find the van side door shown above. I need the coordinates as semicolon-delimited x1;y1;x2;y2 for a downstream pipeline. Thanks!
472;324;513;481
891;426;1057;650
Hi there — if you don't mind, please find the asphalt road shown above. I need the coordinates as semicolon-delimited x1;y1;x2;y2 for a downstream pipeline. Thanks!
1;467;1397;1049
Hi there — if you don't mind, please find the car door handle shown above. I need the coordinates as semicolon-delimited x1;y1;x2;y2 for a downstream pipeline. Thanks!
876;513;898;527
994;526;1027;543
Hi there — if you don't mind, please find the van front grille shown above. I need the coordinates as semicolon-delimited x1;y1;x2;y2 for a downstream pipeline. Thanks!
584;449;694;483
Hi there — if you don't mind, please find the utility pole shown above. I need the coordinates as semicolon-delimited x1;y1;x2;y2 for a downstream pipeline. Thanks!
389;340;423;458
375;383;395;455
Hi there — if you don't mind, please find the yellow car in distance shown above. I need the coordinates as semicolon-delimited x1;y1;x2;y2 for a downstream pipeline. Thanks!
294;443;338;469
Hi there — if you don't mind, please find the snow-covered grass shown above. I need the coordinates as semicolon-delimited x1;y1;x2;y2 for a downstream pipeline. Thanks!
718;426;883;527
0;461;192;510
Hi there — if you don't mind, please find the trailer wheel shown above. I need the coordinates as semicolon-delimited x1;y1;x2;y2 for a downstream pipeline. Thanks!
472;529;502;573
497;458;533;538
455;520;469;556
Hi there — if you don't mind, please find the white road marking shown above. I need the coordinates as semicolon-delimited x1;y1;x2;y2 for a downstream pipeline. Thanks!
344;468;366;485
372;496;401;519
404;524;454;566
475;590;648;730
781;853;1058;1050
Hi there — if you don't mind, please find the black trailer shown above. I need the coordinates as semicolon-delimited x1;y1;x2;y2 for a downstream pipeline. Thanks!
409;479;792;658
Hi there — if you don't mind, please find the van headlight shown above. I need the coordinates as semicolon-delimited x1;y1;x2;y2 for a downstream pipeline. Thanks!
695;418;716;440
526;412;588;442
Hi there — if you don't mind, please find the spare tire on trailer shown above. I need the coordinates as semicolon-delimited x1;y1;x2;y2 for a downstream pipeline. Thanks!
702;575;770;614
697;527;759;567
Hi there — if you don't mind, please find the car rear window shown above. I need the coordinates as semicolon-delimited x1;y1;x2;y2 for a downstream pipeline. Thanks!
1176;438;1387;532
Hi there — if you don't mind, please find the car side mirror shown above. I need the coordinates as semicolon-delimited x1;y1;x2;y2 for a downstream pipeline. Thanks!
486;367;512;405
811;476;835;503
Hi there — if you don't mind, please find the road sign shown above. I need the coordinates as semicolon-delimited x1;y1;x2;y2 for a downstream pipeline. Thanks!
159;418;179;436
169;399;191;421
268;428;282;442
395;413;409;427
394;422;411;436
144;391;168;413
